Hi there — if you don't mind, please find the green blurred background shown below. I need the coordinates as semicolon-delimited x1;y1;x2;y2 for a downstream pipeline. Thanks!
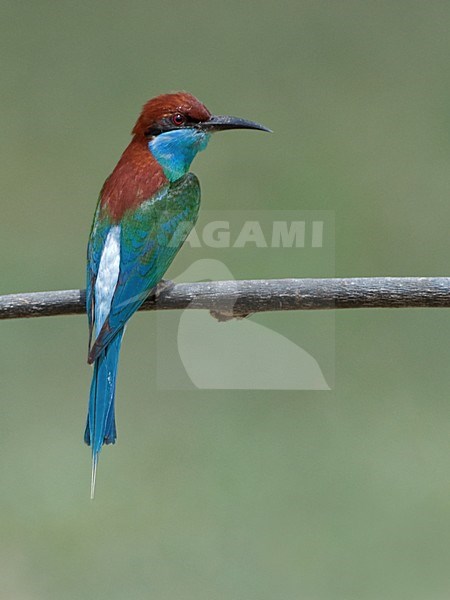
2;1;450;598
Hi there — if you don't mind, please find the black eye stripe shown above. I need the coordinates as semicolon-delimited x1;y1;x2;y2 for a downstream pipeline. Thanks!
144;115;202;138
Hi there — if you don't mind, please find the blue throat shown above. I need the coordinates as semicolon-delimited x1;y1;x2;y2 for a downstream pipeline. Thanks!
148;128;211;182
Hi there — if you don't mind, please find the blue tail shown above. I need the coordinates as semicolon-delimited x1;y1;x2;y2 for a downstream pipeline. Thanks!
84;329;124;498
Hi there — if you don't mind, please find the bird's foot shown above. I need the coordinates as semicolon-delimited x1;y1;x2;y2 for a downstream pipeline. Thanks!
149;279;175;300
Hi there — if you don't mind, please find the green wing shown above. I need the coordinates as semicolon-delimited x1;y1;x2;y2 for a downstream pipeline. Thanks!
88;173;200;363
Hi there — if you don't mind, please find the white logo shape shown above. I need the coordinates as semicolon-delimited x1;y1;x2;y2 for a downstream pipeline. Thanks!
176;259;330;390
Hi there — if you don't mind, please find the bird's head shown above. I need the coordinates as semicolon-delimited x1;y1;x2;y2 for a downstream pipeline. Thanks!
132;92;271;181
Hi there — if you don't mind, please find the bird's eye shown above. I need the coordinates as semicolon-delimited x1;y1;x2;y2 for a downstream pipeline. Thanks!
172;113;186;126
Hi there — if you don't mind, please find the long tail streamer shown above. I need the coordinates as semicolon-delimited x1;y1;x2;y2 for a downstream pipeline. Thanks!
85;329;124;499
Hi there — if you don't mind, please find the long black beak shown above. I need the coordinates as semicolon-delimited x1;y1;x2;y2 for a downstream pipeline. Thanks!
199;114;272;133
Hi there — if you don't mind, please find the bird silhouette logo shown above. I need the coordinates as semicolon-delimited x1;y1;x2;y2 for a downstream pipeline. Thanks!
174;259;330;390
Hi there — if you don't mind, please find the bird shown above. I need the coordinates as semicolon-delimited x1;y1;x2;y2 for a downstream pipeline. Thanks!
85;92;270;497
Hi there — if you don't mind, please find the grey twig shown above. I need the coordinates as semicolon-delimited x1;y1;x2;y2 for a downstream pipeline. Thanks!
1;277;450;320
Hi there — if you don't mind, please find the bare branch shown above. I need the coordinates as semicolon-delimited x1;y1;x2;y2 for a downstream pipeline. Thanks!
1;277;450;320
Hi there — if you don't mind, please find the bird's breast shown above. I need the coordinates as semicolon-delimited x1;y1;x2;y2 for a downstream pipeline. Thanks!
100;140;168;222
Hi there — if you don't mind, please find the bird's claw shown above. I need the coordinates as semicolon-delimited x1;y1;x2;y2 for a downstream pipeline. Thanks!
151;279;175;299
